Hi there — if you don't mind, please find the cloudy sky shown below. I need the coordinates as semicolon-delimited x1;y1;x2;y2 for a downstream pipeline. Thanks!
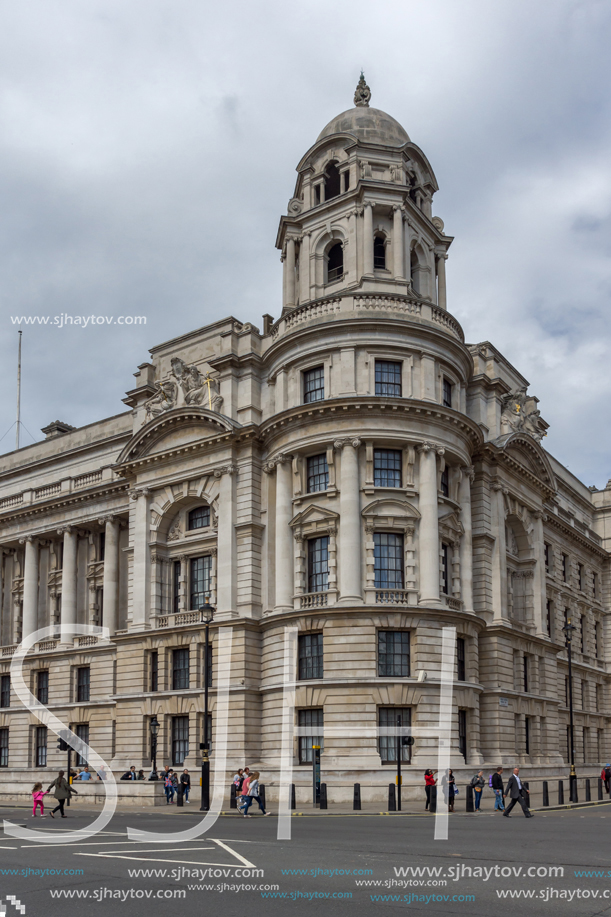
0;0;610;487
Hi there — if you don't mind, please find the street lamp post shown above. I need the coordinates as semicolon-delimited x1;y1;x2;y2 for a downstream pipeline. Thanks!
199;598;215;811
562;616;578;803
150;715;160;776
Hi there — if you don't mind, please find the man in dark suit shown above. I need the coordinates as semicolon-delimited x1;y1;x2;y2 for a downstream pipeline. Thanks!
503;766;534;818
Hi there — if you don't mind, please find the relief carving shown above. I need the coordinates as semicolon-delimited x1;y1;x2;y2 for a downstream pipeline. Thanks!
500;388;547;442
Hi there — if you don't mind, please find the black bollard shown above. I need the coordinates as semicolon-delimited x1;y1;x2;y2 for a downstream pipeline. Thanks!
320;783;327;810
230;783;237;809
388;784;396;811
586;778;591;801
569;776;578;804
598;778;604;801
290;783;296;810
523;782;530;808
466;784;474;813
429;785;437;813
176;784;184;807
353;783;361;811
259;784;266;811
558;780;564;805
542;781;549;807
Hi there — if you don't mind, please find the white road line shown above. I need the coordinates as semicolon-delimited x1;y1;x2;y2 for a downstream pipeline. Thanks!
103;847;214;854
212;838;257;868
76;854;248;867
19;840;209;849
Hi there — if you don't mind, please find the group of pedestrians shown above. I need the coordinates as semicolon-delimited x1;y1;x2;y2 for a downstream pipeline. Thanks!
424;766;533;818
233;767;271;817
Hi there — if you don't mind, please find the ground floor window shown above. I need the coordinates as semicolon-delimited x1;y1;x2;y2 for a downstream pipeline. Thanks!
75;724;89;767
378;707;412;765
458;710;467;761
172;716;189;766
0;728;8;767
36;726;47;767
298;709;323;764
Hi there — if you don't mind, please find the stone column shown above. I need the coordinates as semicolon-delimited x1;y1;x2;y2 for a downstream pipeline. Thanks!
532;510;547;636
436;253;447;309
459;467;474;613
100;516;120;635
275;455;294;612
215;465;237;616
285;237;296;308
59;527;78;644
393;205;405;279
131;488;151;630
418;443;443;607
299;232;310;304
21;537;39;641
363;202;373;276
336;439;362;604
491;484;508;622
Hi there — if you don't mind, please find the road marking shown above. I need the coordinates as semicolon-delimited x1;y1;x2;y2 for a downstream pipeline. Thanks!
212;838;256;868
75;838;256;869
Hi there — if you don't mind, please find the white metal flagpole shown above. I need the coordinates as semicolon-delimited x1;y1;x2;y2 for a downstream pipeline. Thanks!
15;331;22;450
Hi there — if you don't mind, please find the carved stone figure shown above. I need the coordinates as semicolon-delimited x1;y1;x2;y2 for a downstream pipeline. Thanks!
146;357;223;415
144;379;177;417
500;388;546;443
354;72;371;108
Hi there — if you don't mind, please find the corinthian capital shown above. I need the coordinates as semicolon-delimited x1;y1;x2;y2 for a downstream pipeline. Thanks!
418;441;443;455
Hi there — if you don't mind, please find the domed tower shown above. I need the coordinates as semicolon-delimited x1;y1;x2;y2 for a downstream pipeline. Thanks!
276;73;451;311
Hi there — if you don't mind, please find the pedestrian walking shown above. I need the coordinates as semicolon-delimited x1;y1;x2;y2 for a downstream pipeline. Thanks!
181;769;191;802
47;770;77;818
31;782;48;818
471;770;485;812
602;764;611;794
164;769;175;804
503;767;534;818
491;767;505;811
242;772;270;816
238;767;251;813
447;770;456;812
424;770;436;810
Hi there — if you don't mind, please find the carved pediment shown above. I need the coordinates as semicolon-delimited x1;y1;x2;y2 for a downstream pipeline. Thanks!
491;432;556;494
362;498;420;521
116;407;240;466
290;504;339;537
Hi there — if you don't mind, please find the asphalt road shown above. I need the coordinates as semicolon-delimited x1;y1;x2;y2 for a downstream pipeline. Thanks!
1;803;611;916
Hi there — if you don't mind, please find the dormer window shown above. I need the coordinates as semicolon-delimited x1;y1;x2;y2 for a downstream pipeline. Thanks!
324;161;341;200
374;235;386;270
188;506;210;531
327;243;343;284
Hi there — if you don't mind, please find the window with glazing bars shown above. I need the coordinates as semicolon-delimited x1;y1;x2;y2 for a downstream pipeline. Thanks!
307;454;329;493
580;617;585;653
523;656;529;693
37;671;49;705
524;717;530;754
544;543;551;572
173;560;181;614
546;600;552;637
0;675;9;708
150;651;158;692
36;726;47;767
440;466;449;496
303;366;325;403
77;667;90;703
441;543;450;594
75;724;89;767
298;709;324;764
172;716;189;766
378;707;412;764
578;563;584;591
172;648;190;690
373;449;401;487
374;533;404;589
298;634;323;680
458;709;467;760
456;637;466;681
190;555;212;609
443;378;453;408
99;533;105;562
562;554;569;582
307;537;329;593
373;236;386;270
0;728;8;767
596;622;601;658
375;361;401;397
378;631;410;677
188;506;210;530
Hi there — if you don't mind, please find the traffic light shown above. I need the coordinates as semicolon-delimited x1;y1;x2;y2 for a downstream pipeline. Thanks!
57;738;68;752
401;736;415;747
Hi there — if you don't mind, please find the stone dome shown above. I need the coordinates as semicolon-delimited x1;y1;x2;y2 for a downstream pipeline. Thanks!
317;106;410;147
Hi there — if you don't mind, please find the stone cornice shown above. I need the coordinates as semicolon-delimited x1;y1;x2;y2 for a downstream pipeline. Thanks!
544;509;607;558
477;440;556;501
0;484;130;530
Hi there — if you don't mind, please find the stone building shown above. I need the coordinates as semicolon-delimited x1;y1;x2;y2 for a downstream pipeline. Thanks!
0;75;610;800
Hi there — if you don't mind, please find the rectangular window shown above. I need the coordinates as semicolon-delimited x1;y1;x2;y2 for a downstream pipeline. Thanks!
440;466;449;497
0;675;10;709
458;710;467;761
378;631;410;677
593;572;599;598
172;716;189;766
580;617;585;654
75;724;89;767
298;709;324;764
442;378;453;409
562;554;569;582
375;360;402;397
306;454;329;493
523;656;529;693
303;366;325;404
190;555;212;609
544;543;551;573
188;506;210;530
76;667;90;703
456;637;466;682
298;634;323;680
378;707;412;765
374;533;404;589
307;537;329;593
581;680;587;710
173;560;181;614
172;648;190;690
150;651;158;692
525;717;530;755
595;622;601;658
99;532;105;562
578;563;584;591
37;671;49;706
441;543;450;595
373;449;402;487
0;728;8;767
546;600;552;638
36;726;47;767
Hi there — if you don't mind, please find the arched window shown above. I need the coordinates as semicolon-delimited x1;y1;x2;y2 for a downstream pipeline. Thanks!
188;506;210;531
374;235;386;270
324;161;341;201
410;249;420;294
327;243;343;283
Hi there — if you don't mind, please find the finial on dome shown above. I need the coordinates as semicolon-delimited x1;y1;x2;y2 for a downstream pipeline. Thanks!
354;71;371;108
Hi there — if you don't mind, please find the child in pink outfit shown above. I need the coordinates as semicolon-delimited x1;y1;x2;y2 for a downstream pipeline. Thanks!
32;782;48;817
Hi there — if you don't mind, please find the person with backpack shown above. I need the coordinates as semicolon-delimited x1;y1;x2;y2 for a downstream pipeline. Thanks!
491;767;505;811
471;770;485;812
